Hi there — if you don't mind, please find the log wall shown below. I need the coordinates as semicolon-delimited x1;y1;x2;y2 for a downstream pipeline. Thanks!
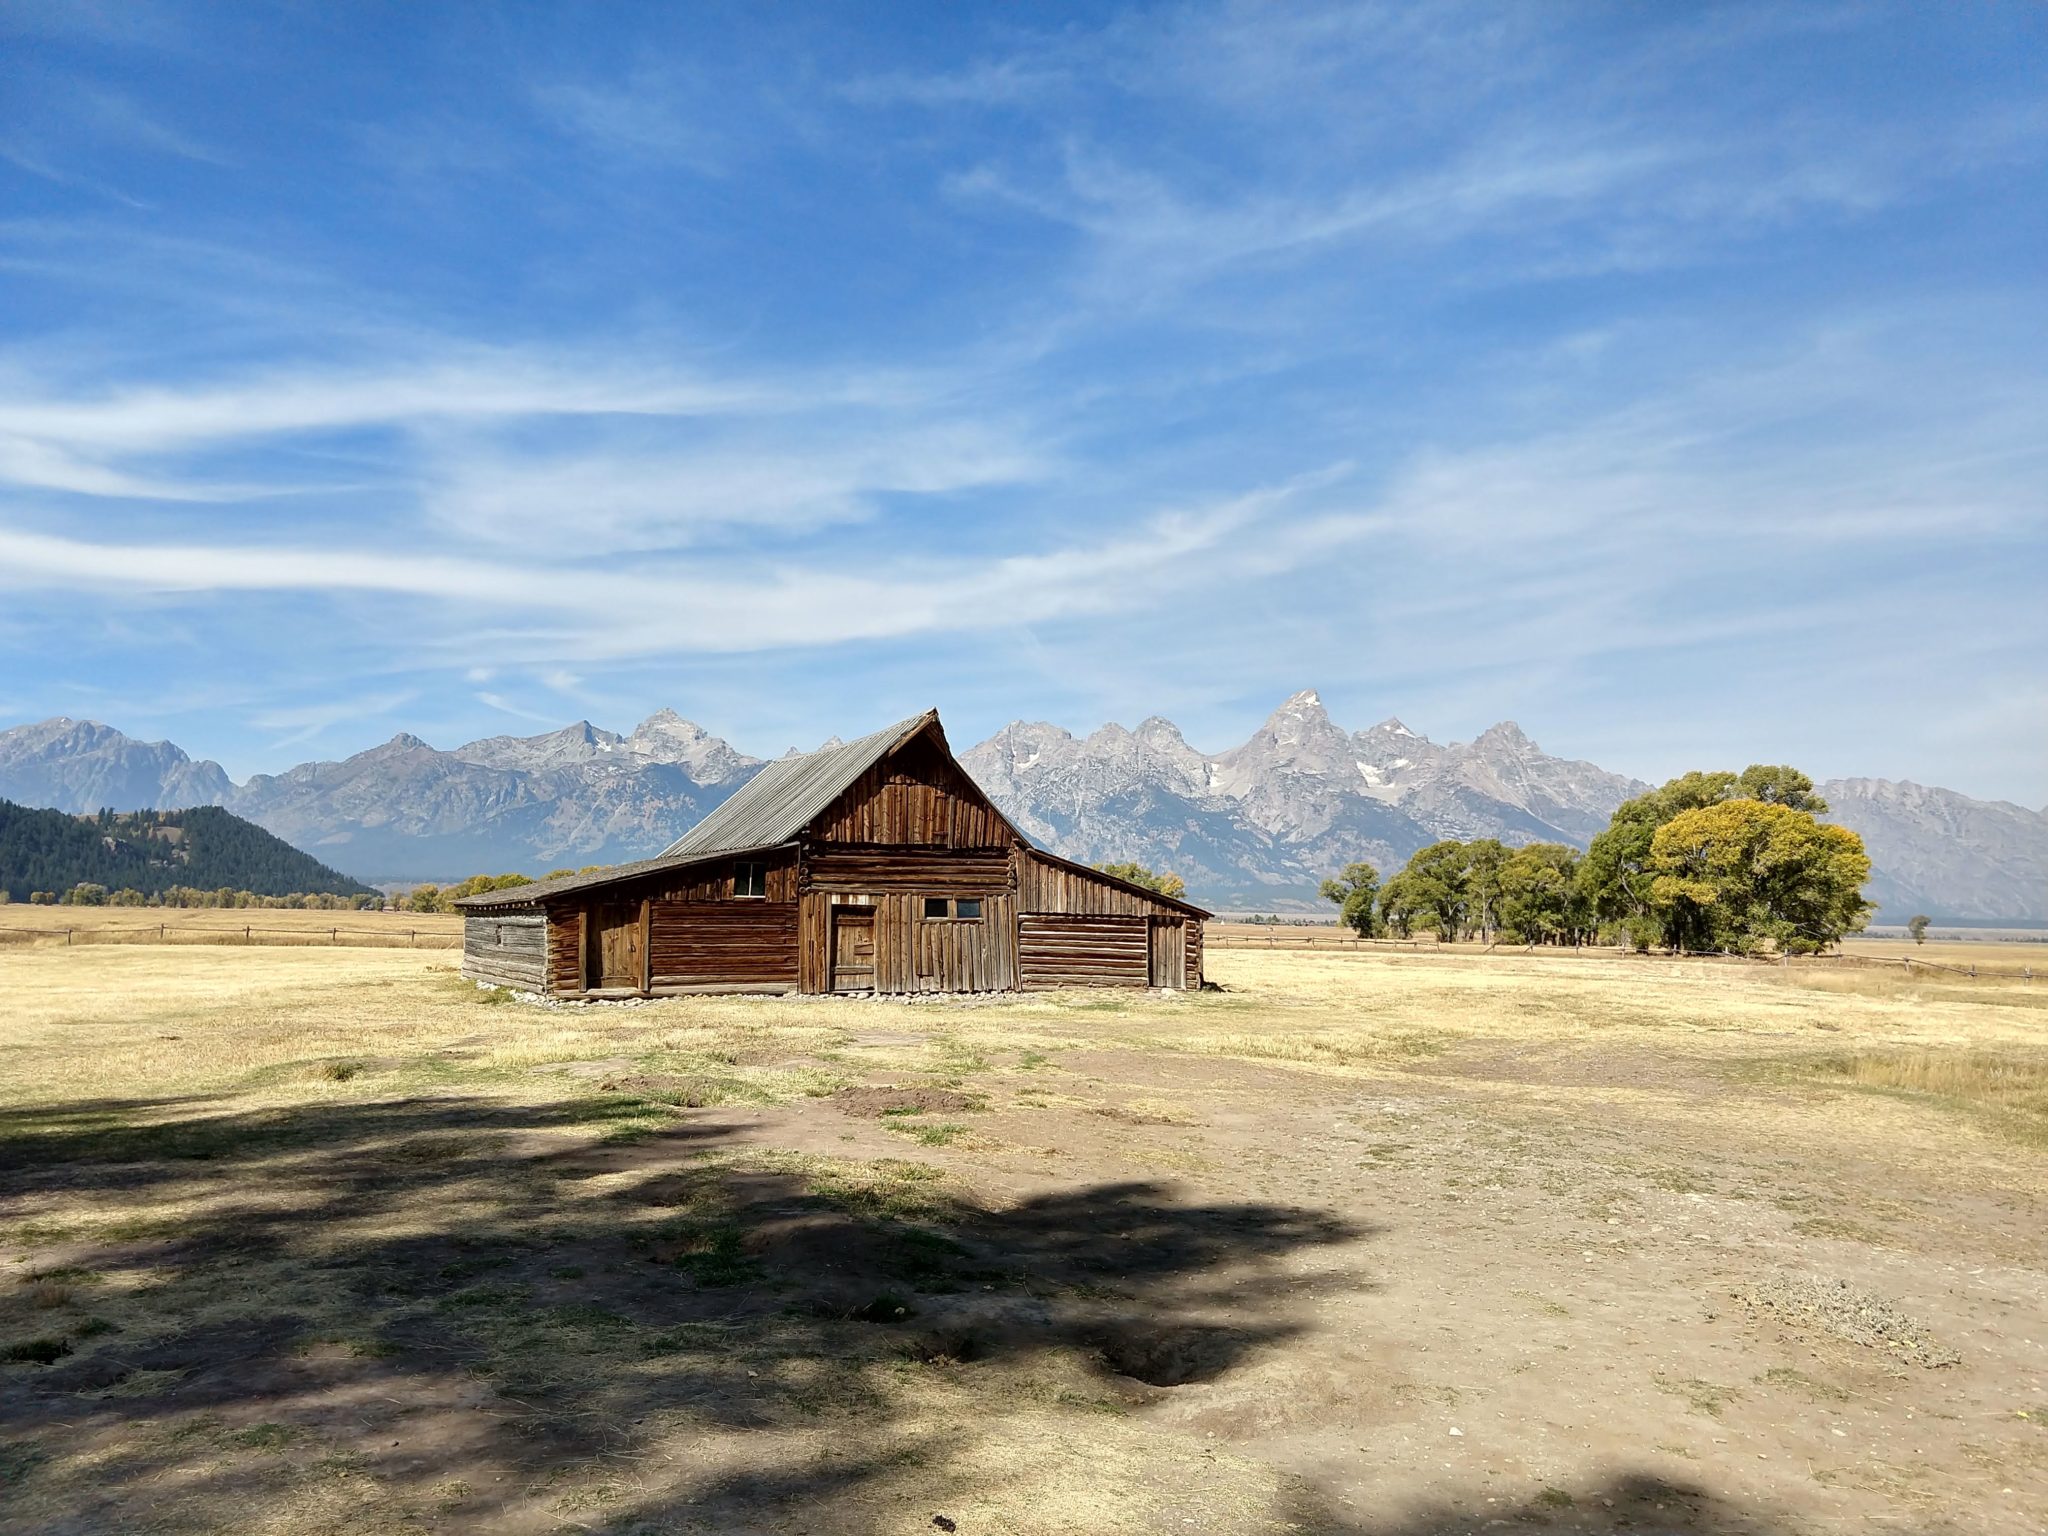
1018;913;1151;989
546;910;584;995
463;914;546;991
650;901;798;990
1185;919;1205;989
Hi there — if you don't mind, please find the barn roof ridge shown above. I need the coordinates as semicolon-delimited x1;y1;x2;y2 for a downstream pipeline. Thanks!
659;708;946;860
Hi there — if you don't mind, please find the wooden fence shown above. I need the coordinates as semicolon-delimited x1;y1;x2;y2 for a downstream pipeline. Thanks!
0;924;462;950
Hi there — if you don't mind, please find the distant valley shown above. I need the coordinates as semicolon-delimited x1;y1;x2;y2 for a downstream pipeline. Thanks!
1;696;2042;921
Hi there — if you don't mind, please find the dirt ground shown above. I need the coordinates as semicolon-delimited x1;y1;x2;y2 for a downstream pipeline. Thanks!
1;945;2043;1535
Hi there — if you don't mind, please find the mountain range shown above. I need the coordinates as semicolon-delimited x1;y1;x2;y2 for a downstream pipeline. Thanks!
2;694;2042;921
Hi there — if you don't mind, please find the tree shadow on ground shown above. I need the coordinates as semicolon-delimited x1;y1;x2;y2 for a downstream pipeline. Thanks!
1285;1471;1822;1534
1;1087;1371;1533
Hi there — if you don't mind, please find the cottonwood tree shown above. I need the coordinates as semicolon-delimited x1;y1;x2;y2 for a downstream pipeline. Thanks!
1498;843;1588;945
1583;765;1836;949
1647;800;1872;954
1395;841;1471;942
1907;914;1931;945
1319;862;1381;937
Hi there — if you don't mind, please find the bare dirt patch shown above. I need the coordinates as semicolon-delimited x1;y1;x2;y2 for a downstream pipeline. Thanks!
830;1085;983;1117
2;945;2044;1534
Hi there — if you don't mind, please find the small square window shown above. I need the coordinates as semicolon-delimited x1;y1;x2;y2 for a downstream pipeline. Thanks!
922;896;950;919
954;898;982;920
734;861;767;899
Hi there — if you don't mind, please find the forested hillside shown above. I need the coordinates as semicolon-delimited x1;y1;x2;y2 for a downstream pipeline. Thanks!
0;802;375;903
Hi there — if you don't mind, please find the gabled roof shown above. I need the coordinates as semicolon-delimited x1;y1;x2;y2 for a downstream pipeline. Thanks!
452;843;788;910
662;710;954;859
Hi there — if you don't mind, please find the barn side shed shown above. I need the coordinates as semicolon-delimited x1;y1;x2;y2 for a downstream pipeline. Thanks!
456;710;1209;999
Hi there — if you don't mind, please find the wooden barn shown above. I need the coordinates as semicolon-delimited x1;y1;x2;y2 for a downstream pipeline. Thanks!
455;710;1208;998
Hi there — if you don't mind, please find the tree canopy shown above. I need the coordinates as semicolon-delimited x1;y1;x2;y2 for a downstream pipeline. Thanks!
1092;861;1188;899
1646;799;1871;954
1318;862;1380;937
1343;758;1867;955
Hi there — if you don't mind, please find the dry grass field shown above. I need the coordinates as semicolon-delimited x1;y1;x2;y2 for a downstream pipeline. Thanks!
2;944;2044;1535
0;905;463;949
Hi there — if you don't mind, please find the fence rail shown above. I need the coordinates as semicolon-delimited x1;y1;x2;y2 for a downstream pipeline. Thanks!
0;923;461;950
1204;931;2035;979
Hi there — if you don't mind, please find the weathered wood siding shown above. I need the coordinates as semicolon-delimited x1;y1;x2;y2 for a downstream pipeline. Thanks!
546;910;584;995
1148;916;1186;990
540;849;800;996
651;852;798;904
1018;913;1151;989
812;736;1012;848
1016;851;1182;918
463;914;546;991
799;887;1017;994
649;902;798;991
1185;919;1204;989
806;845;1010;892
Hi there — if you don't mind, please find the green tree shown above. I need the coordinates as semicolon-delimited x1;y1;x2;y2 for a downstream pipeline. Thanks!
65;882;109;906
1648;799;1872;954
446;872;536;901
1583;765;1835;948
1499;843;1586;945
408;884;444;914
1463;839;1507;941
1377;871;1424;938
1735;764;1828;814
1092;861;1188;900
1907;914;1931;945
1318;862;1381;937
1397;841;1471;942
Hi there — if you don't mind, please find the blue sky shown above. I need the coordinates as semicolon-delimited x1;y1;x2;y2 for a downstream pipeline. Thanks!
2;2;2044;803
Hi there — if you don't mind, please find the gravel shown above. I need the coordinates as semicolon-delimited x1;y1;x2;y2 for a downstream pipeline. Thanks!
1733;1275;1961;1368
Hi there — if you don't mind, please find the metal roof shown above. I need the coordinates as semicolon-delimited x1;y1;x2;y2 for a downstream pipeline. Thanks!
660;710;938;859
451;843;788;910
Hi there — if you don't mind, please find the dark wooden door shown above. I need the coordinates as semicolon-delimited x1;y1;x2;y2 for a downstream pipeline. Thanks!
589;902;644;991
1148;917;1185;990
831;906;876;992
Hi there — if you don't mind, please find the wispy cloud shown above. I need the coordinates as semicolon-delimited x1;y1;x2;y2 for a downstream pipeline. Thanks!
250;689;421;752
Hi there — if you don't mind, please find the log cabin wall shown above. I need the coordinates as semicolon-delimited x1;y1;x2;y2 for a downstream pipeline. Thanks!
1014;850;1204;990
543;848;801;997
799;842;1017;993
1018;913;1151;988
462;914;546;991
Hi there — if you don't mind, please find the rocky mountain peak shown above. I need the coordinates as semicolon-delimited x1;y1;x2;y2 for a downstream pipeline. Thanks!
1473;720;1536;755
621;712;758;782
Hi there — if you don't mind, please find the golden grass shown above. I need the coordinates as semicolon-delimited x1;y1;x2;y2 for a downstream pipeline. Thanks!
3;941;2046;1534
0;904;463;949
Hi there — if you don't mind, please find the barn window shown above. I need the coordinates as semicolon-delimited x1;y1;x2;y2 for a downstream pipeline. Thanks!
921;897;984;920
922;896;949;919
734;861;766;899
954;898;982;920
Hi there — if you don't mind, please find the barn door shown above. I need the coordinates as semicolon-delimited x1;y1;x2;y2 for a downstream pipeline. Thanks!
1149;917;1185;990
831;905;877;993
588;902;645;992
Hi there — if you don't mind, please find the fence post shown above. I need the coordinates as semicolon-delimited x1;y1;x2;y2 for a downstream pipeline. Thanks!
67;928;73;946
331;928;337;944
244;925;250;943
